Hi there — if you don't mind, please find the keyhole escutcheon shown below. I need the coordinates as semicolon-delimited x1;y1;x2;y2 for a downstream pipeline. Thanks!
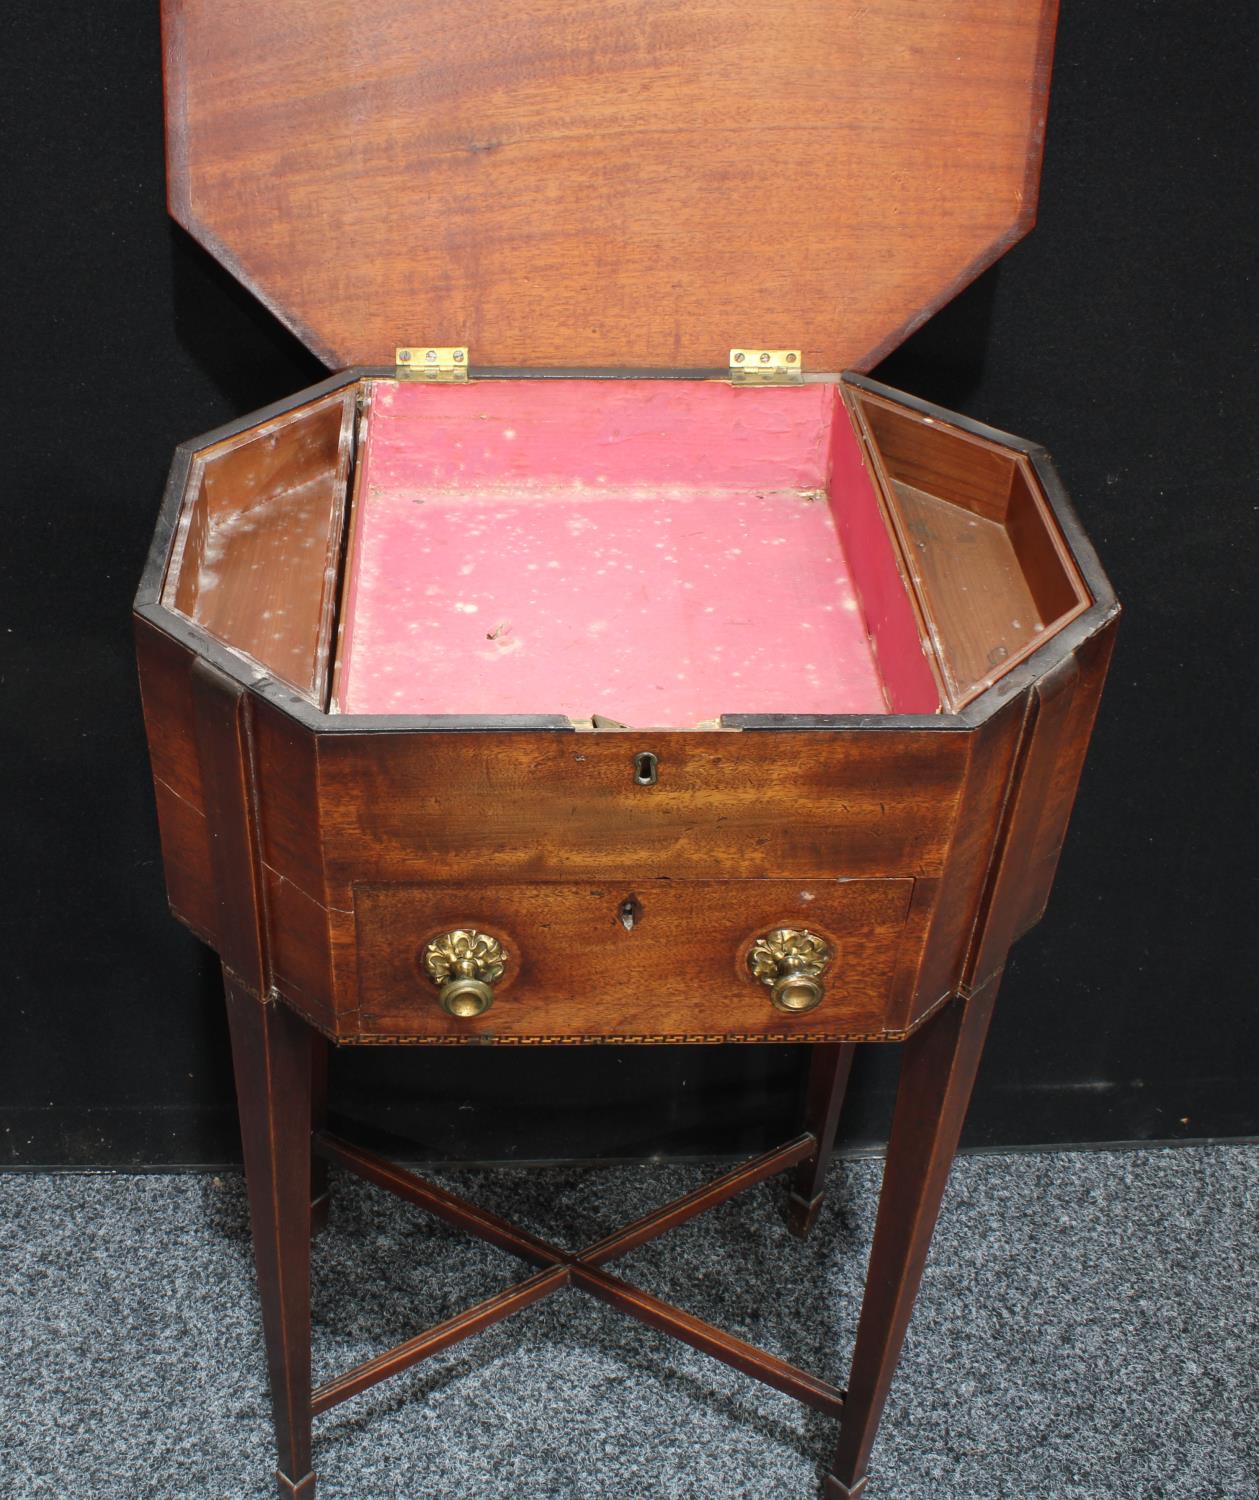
633;751;658;786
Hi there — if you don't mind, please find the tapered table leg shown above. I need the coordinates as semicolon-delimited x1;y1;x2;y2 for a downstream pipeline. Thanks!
224;973;318;1500
823;976;1001;1499
310;1035;331;1238
787;1043;857;1239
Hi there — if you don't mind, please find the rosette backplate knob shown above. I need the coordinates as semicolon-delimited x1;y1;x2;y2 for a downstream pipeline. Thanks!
422;929;507;1018
747;928;833;1014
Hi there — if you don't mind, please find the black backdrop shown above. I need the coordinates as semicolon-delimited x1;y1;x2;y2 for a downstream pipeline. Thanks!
3;4;1256;1167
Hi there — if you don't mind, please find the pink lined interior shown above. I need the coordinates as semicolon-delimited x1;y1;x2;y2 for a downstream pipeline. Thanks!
335;379;936;724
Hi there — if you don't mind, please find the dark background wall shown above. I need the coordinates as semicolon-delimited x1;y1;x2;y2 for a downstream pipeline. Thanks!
2;3;1255;1167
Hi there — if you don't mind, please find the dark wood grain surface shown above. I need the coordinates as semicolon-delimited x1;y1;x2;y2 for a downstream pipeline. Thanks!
223;978;315;1498
164;390;355;703
277;724;973;1035
189;658;268;994
787;1043;857;1237
826;974;1003;1495
163;0;1058;371
352;877;913;1038
845;387;1090;709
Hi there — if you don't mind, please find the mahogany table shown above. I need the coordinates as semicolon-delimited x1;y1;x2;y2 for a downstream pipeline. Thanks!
137;370;1116;1499
138;3;1118;1493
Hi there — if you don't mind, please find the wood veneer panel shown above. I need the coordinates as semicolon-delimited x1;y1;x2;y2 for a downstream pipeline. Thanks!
262;868;337;1027
163;0;1058;370
354;878;913;1039
150;782;216;942
135;618;216;939
251;695;325;898
135;617;204;810
904;695;1027;1022
859;399;1016;523
1006;463;1085;626
190;662;269;993
313;729;969;904
893;480;1045;700
251;694;340;1022
1009;623;1117;939
968;621;1117;982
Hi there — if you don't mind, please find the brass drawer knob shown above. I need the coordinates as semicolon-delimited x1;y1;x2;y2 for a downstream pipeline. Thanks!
422;929;506;1018
748;928;833;1014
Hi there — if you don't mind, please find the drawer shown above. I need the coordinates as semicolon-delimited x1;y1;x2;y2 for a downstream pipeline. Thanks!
353;878;915;1041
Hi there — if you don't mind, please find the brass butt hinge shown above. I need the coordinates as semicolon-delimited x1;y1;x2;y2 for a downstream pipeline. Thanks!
729;348;803;386
395;346;469;382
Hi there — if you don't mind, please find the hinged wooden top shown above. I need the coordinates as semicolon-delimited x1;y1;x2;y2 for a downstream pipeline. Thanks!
163;0;1058;372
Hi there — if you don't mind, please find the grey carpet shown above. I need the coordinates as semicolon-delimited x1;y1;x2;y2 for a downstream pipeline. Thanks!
1;1144;1254;1500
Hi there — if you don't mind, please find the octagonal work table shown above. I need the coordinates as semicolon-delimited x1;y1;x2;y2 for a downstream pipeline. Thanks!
138;367;1116;1498
139;2;1117;1493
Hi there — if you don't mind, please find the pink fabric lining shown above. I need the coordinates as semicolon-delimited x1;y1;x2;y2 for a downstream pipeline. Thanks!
336;379;905;724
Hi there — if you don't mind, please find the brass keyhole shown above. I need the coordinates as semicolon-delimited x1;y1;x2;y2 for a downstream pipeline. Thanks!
633;751;658;786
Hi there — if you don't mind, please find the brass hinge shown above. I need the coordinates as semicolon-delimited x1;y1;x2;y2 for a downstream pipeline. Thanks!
395;346;469;382
729;348;803;386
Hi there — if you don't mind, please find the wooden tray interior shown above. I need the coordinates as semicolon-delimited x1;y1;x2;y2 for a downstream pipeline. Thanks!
160;389;356;701
844;389;1091;707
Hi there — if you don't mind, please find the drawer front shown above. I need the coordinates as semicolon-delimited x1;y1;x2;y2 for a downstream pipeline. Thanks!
353;878;915;1041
